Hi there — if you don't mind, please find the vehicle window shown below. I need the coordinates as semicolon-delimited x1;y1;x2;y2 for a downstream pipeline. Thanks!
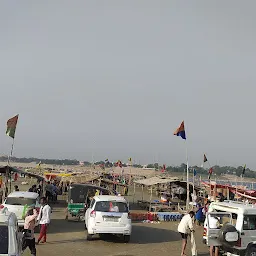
231;213;238;226
95;201;128;213
0;225;8;254
215;210;237;226
243;215;256;230
6;197;36;206
208;213;231;229
101;190;110;195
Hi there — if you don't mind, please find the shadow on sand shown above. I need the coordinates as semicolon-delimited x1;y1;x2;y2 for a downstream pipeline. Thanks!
48;219;180;245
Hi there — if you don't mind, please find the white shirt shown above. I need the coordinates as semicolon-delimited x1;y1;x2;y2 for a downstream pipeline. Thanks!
208;216;219;229
37;204;51;224
178;214;194;234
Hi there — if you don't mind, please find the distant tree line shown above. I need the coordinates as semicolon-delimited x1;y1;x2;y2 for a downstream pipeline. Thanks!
146;163;256;179
0;156;80;166
1;156;254;178
0;156;143;168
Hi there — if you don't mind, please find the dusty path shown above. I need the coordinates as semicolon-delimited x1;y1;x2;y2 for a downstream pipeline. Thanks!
31;202;209;256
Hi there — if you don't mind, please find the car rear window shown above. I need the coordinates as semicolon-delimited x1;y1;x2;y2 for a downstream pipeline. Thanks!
6;197;36;206
95;201;128;213
0;225;8;254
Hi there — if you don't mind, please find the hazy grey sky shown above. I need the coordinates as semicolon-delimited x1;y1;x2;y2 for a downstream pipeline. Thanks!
0;1;256;167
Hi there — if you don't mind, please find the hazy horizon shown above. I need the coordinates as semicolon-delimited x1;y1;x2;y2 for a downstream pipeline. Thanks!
0;1;256;168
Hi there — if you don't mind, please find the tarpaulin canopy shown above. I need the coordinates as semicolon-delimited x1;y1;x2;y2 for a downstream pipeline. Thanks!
0;166;44;181
134;176;180;186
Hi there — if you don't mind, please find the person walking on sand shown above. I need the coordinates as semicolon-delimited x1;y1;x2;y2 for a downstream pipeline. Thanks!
178;211;197;256
22;208;38;256
37;197;51;244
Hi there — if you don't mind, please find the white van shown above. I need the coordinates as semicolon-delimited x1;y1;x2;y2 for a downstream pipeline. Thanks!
2;191;40;228
85;195;132;242
204;200;256;256
0;205;22;256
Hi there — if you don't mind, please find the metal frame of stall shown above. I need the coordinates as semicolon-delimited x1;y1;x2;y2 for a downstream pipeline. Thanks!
133;176;181;212
0;166;45;202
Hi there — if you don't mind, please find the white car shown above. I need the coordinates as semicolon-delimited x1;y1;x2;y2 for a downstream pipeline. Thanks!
2;191;40;228
85;195;132;242
204;200;256;256
0;205;22;256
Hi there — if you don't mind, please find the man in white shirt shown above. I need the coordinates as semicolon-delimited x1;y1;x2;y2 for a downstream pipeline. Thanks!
37;197;51;244
178;211;196;256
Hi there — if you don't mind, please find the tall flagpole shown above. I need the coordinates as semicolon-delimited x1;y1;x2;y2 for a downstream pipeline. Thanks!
7;138;15;193
174;121;189;210
185;141;190;210
7;138;15;166
192;168;195;195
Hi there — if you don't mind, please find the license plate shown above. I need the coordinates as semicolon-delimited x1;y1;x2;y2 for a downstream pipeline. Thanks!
104;217;119;222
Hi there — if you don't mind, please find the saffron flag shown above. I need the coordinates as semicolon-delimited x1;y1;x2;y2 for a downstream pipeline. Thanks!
6;115;19;139
208;167;213;180
204;154;208;163
173;121;186;140
116;160;122;168
242;164;246;175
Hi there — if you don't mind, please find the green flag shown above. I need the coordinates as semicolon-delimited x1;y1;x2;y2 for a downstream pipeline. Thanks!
6;115;19;139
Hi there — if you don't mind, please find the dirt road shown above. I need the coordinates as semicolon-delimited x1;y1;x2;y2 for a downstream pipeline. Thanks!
31;203;209;256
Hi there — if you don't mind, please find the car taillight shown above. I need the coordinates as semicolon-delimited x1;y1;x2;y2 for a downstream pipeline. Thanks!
90;210;96;218
236;238;241;247
203;228;207;236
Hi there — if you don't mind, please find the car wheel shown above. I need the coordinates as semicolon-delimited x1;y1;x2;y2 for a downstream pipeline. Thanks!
246;246;256;256
123;235;130;243
85;230;93;241
99;234;107;240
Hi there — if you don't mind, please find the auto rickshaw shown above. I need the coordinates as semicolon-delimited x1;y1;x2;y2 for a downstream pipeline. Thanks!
65;184;111;221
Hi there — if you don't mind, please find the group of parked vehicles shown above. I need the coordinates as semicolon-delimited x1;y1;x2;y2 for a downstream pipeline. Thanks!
0;183;132;255
0;191;40;256
4;180;256;255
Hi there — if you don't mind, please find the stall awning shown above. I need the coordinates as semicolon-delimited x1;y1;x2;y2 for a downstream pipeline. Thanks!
0;166;44;181
134;176;180;186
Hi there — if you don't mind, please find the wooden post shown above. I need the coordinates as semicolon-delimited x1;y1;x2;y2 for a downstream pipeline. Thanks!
149;186;153;212
214;179;217;201
133;182;136;204
227;187;229;200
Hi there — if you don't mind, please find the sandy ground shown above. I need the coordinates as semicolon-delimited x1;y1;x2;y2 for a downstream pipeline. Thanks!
22;198;209;256
7;178;209;256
